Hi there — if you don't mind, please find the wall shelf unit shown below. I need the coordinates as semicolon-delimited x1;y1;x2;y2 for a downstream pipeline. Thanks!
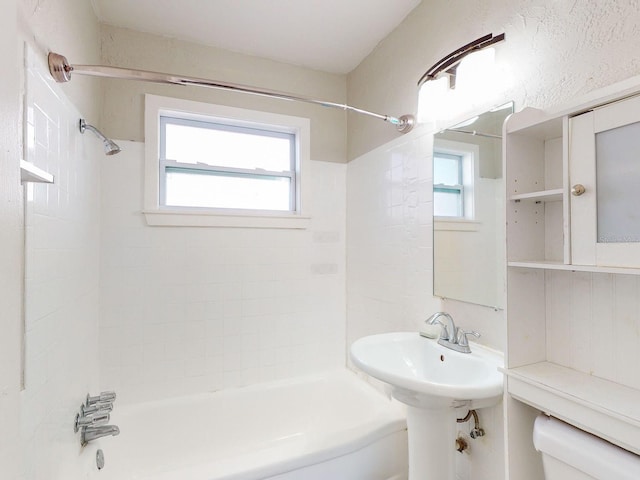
504;82;640;479
20;160;54;184
505;362;640;456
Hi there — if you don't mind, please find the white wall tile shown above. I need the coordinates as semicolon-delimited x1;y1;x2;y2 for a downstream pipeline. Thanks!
100;142;346;403
21;50;102;480
346;128;441;345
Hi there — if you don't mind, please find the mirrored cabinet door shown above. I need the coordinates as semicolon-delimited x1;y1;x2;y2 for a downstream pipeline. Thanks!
570;94;640;268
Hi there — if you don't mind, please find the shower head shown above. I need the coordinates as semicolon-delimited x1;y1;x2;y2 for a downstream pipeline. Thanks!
79;119;121;155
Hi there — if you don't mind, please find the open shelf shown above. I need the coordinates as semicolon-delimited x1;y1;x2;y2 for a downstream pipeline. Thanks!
508;260;640;275
20;160;54;184
505;362;640;455
510;188;563;203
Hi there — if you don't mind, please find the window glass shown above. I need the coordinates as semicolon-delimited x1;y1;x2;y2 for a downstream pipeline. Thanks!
165;168;291;211
434;153;462;186
434;189;463;217
160;116;296;212
164;121;293;171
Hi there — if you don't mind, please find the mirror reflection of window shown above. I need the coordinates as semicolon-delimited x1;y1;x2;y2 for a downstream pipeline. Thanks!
434;152;464;217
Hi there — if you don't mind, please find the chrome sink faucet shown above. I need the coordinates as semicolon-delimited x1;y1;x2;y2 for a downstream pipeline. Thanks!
425;312;480;354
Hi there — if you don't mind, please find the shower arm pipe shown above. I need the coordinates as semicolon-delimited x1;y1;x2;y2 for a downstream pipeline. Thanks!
48;53;415;134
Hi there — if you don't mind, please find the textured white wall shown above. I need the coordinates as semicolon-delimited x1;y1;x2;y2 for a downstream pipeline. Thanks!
347;0;640;160
100;142;346;404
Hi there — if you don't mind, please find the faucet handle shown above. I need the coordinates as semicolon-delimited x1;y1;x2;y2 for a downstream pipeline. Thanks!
425;312;455;341
74;412;110;432
457;329;480;347
86;391;116;406
440;324;454;342
81;402;114;416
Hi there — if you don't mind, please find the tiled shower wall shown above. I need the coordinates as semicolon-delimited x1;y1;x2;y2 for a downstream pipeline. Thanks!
22;51;102;478
346;126;439;344
99;141;346;403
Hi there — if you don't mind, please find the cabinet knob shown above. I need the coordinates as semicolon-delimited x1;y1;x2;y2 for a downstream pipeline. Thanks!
571;184;586;196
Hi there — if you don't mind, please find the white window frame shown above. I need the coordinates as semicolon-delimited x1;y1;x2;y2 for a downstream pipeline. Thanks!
143;94;311;228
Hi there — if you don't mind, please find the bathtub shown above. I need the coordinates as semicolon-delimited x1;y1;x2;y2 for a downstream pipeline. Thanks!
96;370;408;480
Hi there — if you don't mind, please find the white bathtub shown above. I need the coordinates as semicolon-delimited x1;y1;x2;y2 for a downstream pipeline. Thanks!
96;370;408;480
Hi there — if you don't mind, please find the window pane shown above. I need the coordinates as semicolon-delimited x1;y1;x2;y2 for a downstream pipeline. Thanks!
165;169;291;211
434;154;461;185
596;121;640;243
434;190;462;217
164;122;292;172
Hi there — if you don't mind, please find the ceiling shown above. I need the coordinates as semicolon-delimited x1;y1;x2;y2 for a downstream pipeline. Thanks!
91;0;422;74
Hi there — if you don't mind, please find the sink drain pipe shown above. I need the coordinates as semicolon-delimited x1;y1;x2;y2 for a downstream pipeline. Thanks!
457;409;485;439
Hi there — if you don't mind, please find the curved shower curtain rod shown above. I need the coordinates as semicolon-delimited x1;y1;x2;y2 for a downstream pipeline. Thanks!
47;52;415;134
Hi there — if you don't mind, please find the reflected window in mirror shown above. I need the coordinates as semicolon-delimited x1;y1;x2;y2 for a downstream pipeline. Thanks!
434;145;476;220
434;152;464;217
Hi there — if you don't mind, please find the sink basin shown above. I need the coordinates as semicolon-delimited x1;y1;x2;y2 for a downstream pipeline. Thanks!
350;331;504;480
350;331;504;408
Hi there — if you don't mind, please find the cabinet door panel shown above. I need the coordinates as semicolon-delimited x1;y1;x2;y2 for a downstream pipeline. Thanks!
570;94;640;268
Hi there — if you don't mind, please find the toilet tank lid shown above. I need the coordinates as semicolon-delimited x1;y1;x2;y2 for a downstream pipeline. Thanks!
533;415;640;480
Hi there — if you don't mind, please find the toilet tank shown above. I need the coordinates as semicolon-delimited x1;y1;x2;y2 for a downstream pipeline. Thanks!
533;415;640;480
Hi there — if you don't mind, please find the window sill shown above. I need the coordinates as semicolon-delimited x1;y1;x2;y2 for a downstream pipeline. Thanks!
434;218;480;232
143;209;310;229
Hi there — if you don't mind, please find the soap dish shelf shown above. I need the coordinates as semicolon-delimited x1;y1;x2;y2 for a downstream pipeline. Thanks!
20;160;54;184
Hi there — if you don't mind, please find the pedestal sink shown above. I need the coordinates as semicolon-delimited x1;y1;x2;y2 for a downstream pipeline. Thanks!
350;332;503;480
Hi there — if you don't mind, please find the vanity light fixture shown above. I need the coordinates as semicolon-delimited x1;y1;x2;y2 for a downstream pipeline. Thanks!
417;33;505;90
417;33;505;123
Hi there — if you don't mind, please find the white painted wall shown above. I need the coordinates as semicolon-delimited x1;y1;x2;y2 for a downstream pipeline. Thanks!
546;271;640;391
99;25;347;164
99;142;346;404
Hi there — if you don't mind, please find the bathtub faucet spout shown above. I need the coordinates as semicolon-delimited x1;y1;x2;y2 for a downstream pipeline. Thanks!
81;424;120;445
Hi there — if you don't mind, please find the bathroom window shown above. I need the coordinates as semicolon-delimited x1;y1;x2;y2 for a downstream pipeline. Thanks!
144;94;310;228
433;152;465;217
